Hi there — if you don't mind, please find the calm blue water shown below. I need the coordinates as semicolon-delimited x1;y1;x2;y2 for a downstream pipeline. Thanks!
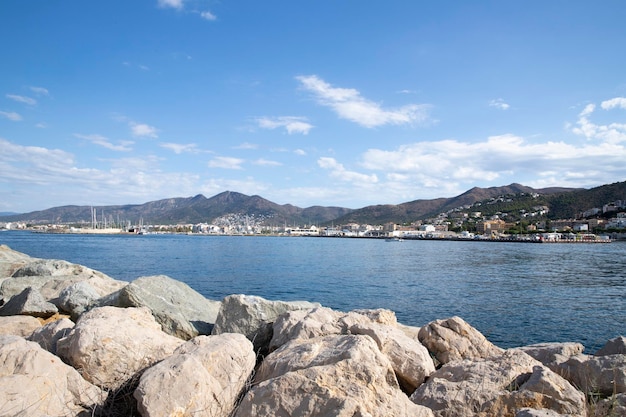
1;231;625;352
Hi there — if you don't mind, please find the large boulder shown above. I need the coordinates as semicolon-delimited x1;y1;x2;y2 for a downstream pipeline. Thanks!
0;286;58;318
110;275;221;340
0;315;41;337
411;349;586;417
0;335;104;417
269;306;344;349
134;333;256;417
1;258;126;305
270;306;435;393
58;280;102;320
557;353;626;396
418;316;504;365
595;336;626;356
342;317;434;393
0;245;33;278
28;317;74;355
57;306;184;390
235;334;434;417
212;294;320;354
517;342;585;372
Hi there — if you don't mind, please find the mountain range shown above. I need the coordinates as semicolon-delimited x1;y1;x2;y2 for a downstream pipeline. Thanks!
2;181;625;226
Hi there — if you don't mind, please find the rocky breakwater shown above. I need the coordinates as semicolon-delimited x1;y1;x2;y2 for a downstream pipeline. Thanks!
0;244;625;417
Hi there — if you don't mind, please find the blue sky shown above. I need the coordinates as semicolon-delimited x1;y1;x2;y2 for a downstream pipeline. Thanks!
1;1;625;213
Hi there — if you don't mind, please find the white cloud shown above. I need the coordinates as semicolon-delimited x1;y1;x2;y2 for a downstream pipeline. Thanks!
160;142;200;154
75;134;134;152
489;98;510;110
294;149;306;156
354;131;626;200
0;137;87;185
0;111;22;121
29;86;49;96
318;157;378;184
254;158;282;167
208;156;245;170
130;122;159;138
571;98;626;144
234;142;259;150
157;0;183;9
296;75;431;128
200;11;217;20
601;97;626;110
6;94;37;106
256;116;314;135
580;103;595;117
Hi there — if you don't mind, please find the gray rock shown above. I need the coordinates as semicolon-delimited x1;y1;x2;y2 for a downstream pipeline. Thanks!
28;317;74;354
58;280;101;319
134;334;256;417
57;306;184;390
0;315;41;337
111;274;221;340
1;258;126;305
0;286;58;318
212;294;320;353
235;334;434;417
557;353;626;396
596;336;626;356
418;315;504;365
0;335;104;417
0;244;34;278
517;342;585;372
411;349;586;417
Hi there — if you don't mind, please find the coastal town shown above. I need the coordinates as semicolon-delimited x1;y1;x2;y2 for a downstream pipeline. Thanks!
2;195;625;243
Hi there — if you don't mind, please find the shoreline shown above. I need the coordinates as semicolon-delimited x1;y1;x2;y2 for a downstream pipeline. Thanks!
17;228;618;243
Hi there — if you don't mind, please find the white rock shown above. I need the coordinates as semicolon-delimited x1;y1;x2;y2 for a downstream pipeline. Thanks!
0;335;104;417
347;320;435;392
134;333;256;417
269;306;343;350
57;306;183;390
235;334;434;417
27;317;74;354
271;306;435;392
418;316;504;364
411;349;586;417
0;315;41;337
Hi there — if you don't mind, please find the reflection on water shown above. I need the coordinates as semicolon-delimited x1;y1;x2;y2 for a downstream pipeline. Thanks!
1;231;625;352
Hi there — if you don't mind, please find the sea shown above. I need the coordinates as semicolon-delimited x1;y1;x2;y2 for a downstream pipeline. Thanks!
1;230;625;352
